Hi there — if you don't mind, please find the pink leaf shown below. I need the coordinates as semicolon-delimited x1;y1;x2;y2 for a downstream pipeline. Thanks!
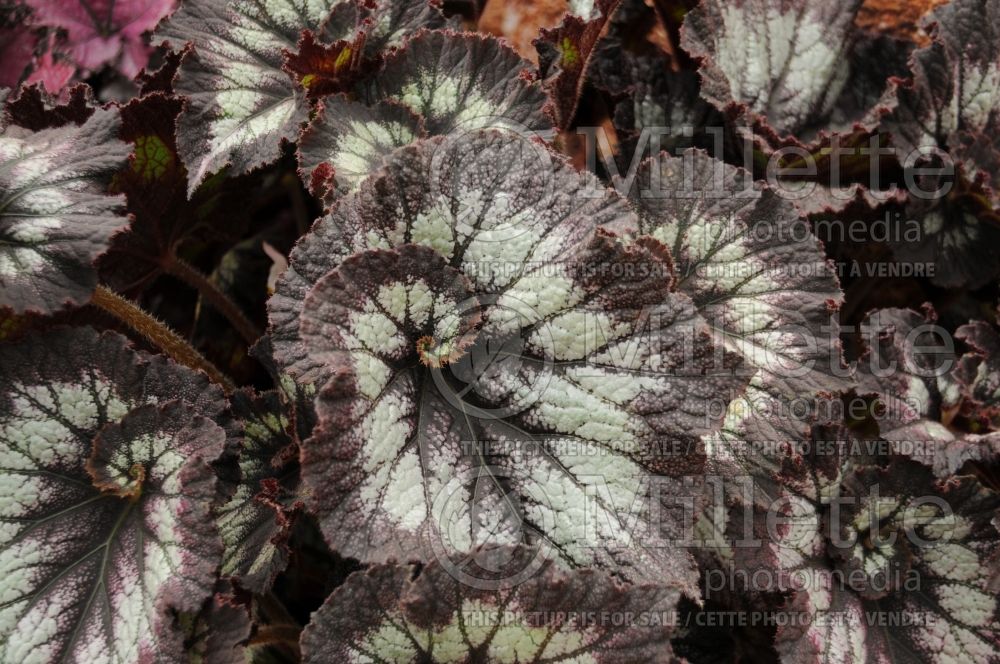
0;25;37;88
25;0;175;75
25;48;76;94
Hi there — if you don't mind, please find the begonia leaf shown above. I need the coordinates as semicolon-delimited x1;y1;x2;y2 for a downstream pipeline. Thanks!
0;108;129;314
0;326;229;662
301;548;680;663
269;130;747;590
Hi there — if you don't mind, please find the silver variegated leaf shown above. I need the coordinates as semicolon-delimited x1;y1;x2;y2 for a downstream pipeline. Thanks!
299;30;552;204
217;389;300;594
882;0;1000;201
0;327;229;662
301;547;680;663
157;0;340;193
880;0;1000;288
271;130;629;389
297;97;425;202
680;0;906;150
953;319;1000;432
595;53;722;162
319;0;449;53
363;30;551;135
0;109;129;314
857;307;1000;478
622;149;851;501
268;130;748;590
858;307;961;429
773;453;1000;664
891;178;1000;289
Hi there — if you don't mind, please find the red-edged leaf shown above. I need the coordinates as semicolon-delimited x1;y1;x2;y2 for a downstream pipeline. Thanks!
363;30;551;135
3;83;96;131
269;130;747;590
217;389;300;594
301;547;681;663
622;149;852;501
858;307;1000;477
297;29;552;204
297;96;426;203
882;0;1000;204
156;0;334;193
0;327;229;662
319;0;450;55
0;107;129;314
880;0;1000;288
534;0;624;130
953;319;1000;432
158;0;446;194
681;0;909;155
773;454;1000;664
